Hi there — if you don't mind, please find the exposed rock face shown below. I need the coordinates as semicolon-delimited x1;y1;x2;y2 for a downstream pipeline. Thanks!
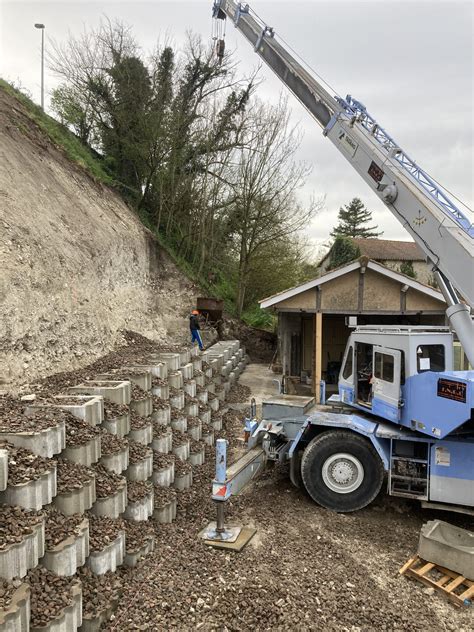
0;86;200;390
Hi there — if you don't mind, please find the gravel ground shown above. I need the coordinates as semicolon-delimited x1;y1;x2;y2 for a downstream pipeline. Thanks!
77;567;122;619
103;405;473;632
123;519;155;553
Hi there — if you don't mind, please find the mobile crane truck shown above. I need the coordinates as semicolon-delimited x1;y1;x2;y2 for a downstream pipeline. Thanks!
208;1;474;518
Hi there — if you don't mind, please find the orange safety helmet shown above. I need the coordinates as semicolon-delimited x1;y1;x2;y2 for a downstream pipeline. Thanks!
192;310;199;315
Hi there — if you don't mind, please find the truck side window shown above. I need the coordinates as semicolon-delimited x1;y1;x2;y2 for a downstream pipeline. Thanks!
374;352;394;383
342;346;353;379
417;345;445;373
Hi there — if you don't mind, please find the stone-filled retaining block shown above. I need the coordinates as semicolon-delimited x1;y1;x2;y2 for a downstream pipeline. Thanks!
152;431;172;454
184;380;197;397
192;358;202;372
199;410;211;425
102;413;130;438
69;381;131;405
41;518;89;577
129;363;167;379
187;421;202;442
172;441;189;462
129;396;152;418
207;382;216;394
178;364;193;381
223;382;231;395
216;387;226;403
40;580;82;632
0;448;7;492
211;418;223;432
127;421;153;446
125;453;153;482
91;481;127;519
170;392;185;410
0;422;65;459
63;434;101;467
209;398;219;412
153;496;177;524
213;375;222;386
179;350;191;366
87;531;125;575
151;384;169;400
124;535;155;568
197;390;208;405
122;489;154;522
184;403;199;418
152;462;174;488
153;353;180;372
170;416;187;433
0;463;57;511
189;448;205;467
152;406;170;426
99;446;129;475
202;429;215;446
0;519;45;580
174;469;193;491
0;582;30;632
194;374;205;388
80;598;120;632
53;395;104;426
419;520;474;580
54;477;96;516
120;368;152;391
168;372;184;390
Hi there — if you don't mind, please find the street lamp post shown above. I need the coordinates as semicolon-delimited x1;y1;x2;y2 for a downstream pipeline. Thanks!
34;23;45;110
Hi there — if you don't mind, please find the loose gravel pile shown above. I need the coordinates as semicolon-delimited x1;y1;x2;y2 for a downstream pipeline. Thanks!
103;400;129;419
129;412;151;430
0;441;54;485
26;567;78;628
0;578;17;610
127;481;152;503
77;567;122;620
152;452;175;471
65;415;102;447
128;440;152;465
0;505;43;550
226;382;252;403
43;508;85;549
101;433;129;456
153;486;176;507
0;399;66;432
93;464;126;499
123;519;155;553
55;459;95;494
87;515;124;552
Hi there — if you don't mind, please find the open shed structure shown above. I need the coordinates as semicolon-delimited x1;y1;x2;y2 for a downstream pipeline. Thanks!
260;257;447;401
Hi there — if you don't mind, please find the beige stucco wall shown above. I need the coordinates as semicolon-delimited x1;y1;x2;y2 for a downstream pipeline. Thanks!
277;288;317;310
320;270;359;310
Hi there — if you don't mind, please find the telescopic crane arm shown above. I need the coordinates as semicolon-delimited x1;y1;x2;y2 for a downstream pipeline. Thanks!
213;0;474;364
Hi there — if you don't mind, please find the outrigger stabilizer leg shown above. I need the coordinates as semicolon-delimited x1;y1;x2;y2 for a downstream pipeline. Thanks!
199;436;266;550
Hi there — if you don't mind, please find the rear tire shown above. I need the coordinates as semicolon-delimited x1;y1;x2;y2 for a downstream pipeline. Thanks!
301;430;384;512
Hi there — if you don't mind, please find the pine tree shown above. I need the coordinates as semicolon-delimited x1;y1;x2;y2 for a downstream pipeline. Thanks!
330;197;382;238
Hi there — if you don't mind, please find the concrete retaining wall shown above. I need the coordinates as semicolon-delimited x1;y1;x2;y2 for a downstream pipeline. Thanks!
54;478;96;516
0;422;65;458
125;453;153;482
124;536;155;568
170;417;187;433
91;482;127;519
87;531;125;575
127;422;153;446
0;582;30;632
129;396;152;418
0;519;45;580
152;431;172;454
153;497;177;524
63;435;101;467
0;464;56;511
152;463;174;488
151;385;169;400
189;449;205;467
102;413;130;438
122;489;154;522
173;470;192;491
99;446;129;475
69;381;131;406
153;353;180;372
0;448;7;492
41;518;89;577
151;407;170;426
53;395;104;426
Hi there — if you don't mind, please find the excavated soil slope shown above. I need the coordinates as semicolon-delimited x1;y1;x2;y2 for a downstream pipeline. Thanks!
0;87;198;390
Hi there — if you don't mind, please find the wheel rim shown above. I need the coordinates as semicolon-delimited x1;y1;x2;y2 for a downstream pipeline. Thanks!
321;453;364;494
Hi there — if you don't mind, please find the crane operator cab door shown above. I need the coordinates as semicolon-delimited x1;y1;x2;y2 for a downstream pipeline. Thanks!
371;346;402;422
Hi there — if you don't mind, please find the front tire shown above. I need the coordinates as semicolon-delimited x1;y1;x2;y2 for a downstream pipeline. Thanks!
301;430;384;512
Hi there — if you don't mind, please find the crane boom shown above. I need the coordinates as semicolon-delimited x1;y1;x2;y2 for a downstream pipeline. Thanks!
213;0;474;364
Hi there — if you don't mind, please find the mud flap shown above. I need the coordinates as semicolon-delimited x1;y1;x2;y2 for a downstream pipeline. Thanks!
290;449;303;488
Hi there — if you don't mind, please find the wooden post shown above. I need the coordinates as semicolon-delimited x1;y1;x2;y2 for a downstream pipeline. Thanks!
314;313;323;403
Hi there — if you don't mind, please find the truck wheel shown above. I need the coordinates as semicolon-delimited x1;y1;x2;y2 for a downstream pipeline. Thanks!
301;430;384;512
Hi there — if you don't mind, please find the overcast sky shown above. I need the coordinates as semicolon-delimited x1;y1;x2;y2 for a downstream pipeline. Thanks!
1;0;472;250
